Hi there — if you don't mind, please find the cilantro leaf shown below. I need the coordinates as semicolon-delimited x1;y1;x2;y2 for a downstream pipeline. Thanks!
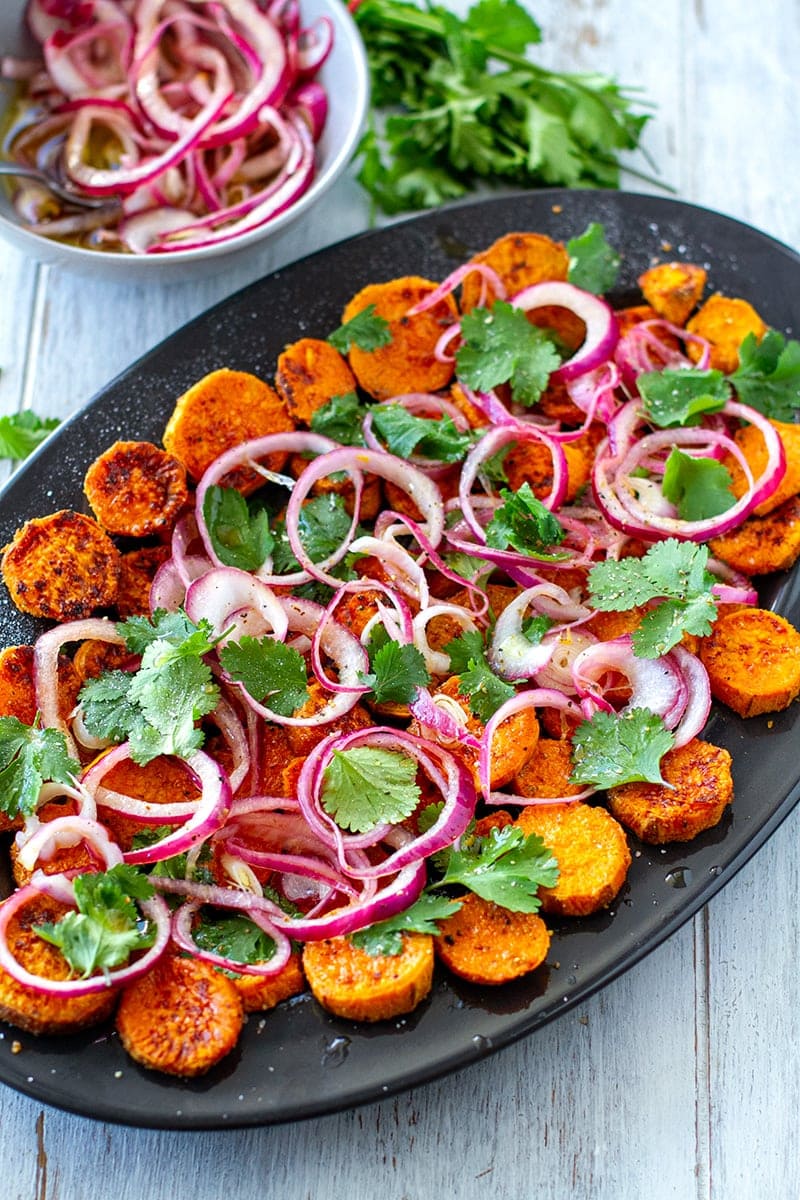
567;222;621;294
370;404;476;463
350;893;462;956
485;483;568;558
638;368;731;427
34;864;155;980
443;628;486;674
463;0;541;53
0;410;60;460
193;911;276;965
0;717;79;820
320;746;421;833
570;707;675;788
457;655;516;722
456;302;561;406
219;636;309;716
79;610;221;764
432;825;559;913
202;485;273;572
587;539;718;657
522;614;553;643
309;392;370;446
131;827;216;883
328;304;392;353
661;447;736;521
360;627;430;704
730;329;800;420
271;493;356;575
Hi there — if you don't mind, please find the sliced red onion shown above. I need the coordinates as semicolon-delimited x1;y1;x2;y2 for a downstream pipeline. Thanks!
406;261;507;315
34;618;128;756
669;645;712;747
458;425;568;545
509;281;619;383
408;687;482;753
184;567;289;645
534;628;598;695
571;635;688;728
412;603;481;675
14;815;123;873
0;883;171;997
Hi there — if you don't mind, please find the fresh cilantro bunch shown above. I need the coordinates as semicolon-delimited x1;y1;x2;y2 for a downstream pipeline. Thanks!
353;0;653;214
34;865;156;980
570;707;675;788
0;717;79;820
587;539;718;658
78;610;222;764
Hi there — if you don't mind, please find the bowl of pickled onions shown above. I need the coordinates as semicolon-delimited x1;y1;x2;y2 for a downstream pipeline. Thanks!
0;0;369;277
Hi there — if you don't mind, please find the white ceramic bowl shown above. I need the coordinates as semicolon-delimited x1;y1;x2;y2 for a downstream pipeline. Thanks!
0;0;369;279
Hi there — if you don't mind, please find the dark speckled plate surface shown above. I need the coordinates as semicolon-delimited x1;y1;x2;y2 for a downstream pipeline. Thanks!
1;189;800;1129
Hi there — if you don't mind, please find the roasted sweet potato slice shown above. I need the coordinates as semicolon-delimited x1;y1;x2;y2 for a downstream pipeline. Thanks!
637;262;707;325
10;798;97;887
698;607;800;717
608;738;733;844
72;638;132;682
275;337;357;425
504;434;593;504
459;231;570;312
97;754;202;849
434;892;550;984
0;893;118;1035
231;951;306;1013
0;643;81;726
115;544;170;618
2;510;120;620
302;931;433;1021
515;801;631;915
84;440;189;537
723;419;800;517
686;293;767;373
163;368;294;495
709;494;800;575
115;952;243;1076
513;738;587;802
341;276;458;401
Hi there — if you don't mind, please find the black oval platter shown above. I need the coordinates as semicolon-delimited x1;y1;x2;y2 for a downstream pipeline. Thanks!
1;189;799;1129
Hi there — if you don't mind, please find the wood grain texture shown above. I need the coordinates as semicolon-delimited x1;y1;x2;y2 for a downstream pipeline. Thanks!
1;2;799;1198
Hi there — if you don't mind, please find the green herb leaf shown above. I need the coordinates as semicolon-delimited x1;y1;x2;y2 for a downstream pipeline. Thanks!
661;447;736;521
730;329;800;420
320;746;421;834
638;368;731;427
271;493;355;575
587;538;718;657
350;893;462;956
0;717;79;820
567;222;621;294
193;911;276;965
463;0;541;53
79;610;221;765
202;485;273;572
370;404;475;462
570;707;675;788
0;411;60;460
457;655;516;722
131;826;216;883
443;628;486;674
309;392;370;446
34;864;155;980
456;302;561;406
219;636;309;717
360;627;431;704
432;825;559;912
485;482;568;558
328;304;392;353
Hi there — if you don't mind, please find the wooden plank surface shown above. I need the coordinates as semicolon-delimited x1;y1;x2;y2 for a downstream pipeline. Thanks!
1;2;799;1197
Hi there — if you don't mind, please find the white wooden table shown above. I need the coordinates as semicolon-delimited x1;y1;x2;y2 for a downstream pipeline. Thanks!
1;2;799;1197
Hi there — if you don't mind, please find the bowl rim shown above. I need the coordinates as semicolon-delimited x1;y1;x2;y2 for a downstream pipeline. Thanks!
0;0;370;268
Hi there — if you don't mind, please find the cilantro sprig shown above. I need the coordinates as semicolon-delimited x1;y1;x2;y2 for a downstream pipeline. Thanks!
359;626;431;705
430;824;559;912
485;483;568;559
638;368;730;427
78;609;222;764
202;485;273;572
309;392;370;446
34;865;156;980
193;911;276;966
328;304;392;353
587;539;719;658
350;893;462;956
661;447;735;521
731;329;800;420
220;636;309;717
370;404;476;462
320;746;421;834
567;223;621;295
0;717;79;820
443;629;516;721
570;707;675;788
0;411;60;460
456;302;561;406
